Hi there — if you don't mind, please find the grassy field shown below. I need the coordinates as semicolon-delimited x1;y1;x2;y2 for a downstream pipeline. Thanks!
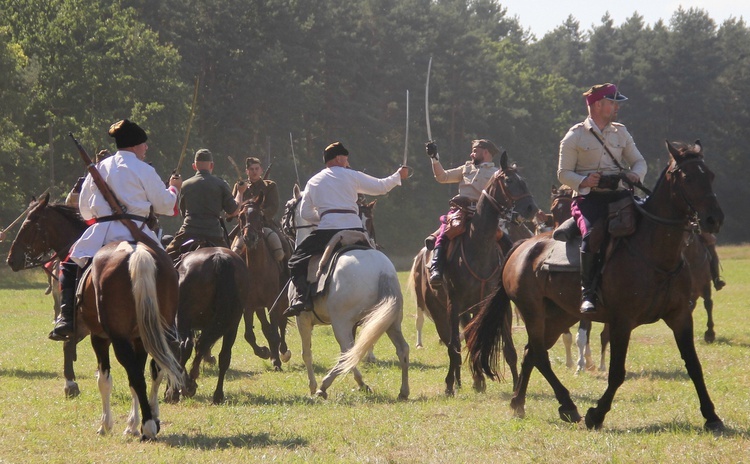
0;246;749;463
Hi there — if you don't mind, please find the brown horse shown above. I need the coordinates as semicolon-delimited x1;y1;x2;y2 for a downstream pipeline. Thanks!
6;194;89;397
234;193;292;370
409;152;540;395
466;141;724;430
166;247;248;404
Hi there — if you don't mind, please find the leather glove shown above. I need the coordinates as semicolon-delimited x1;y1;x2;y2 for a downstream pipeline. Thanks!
426;142;439;160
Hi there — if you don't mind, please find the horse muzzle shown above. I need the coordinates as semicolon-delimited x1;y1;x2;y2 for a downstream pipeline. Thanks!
698;206;724;234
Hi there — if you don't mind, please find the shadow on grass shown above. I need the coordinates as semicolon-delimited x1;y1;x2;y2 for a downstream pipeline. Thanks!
164;431;308;450
0;367;60;380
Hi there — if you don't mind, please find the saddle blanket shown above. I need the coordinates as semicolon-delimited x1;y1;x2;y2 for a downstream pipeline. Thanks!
540;238;581;272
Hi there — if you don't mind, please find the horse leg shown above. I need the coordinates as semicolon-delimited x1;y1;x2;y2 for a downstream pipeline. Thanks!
297;314;318;396
270;304;292;363
91;335;114;435
111;338;157;440
212;325;239;405
445;303;462;396
148;359;163;424
501;308;519;390
242;307;271;360
599;324;610;371
63;337;80;398
318;322;363;398
385;322;410;400
702;284;715;343
575;320;594;373
255;306;283;370
665;313;724;431
525;320;581;423
561;330;573;368
510;344;535;418
584;326;631;430
415;307;425;348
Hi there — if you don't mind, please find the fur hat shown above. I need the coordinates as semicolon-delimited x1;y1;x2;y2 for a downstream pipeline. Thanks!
108;119;148;149
324;141;349;162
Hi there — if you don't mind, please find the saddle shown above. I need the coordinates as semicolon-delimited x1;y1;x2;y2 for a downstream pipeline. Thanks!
307;230;374;296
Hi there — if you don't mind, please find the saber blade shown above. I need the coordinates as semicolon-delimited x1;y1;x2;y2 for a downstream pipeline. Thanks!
403;89;409;166
425;56;433;142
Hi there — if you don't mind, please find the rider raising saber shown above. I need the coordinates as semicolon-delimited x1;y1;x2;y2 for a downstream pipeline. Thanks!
284;141;409;317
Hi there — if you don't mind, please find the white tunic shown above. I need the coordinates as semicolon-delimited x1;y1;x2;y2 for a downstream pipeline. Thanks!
69;150;179;265
300;166;402;230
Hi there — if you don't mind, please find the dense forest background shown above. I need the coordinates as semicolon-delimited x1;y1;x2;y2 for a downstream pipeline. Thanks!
2;0;748;264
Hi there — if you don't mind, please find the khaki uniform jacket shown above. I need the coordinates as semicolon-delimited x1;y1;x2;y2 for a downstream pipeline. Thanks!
558;117;647;196
433;160;497;202
233;179;279;221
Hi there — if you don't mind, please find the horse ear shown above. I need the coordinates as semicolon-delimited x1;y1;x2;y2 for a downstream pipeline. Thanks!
551;185;558;195
500;151;508;170
694;140;703;154
367;200;376;209
665;140;680;161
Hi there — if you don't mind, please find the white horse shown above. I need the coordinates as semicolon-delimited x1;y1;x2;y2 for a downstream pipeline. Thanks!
282;185;409;400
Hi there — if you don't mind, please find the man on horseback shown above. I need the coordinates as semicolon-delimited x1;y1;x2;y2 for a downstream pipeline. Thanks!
424;139;500;286
558;83;647;314
284;141;409;317
231;156;288;262
166;148;245;261
50;119;183;340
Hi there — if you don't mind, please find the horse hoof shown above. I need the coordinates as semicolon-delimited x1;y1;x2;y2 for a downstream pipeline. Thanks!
273;365;283;372
204;355;217;366
704;331;715;343
64;383;80;398
212;392;225;405
360;385;373;394
473;378;486;393
444;388;455;397
584;408;603;429
559;406;582;423
416;343;423;349
281;350;292;363
705;419;725;432
398;392;409;401
510;398;525;419
315;390;328;400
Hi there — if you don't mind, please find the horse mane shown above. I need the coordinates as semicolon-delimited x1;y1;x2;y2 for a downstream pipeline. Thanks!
643;140;703;210
47;203;87;229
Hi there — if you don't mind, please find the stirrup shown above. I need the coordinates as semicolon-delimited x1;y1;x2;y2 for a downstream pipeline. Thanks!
48;319;74;341
579;298;596;314
429;271;443;287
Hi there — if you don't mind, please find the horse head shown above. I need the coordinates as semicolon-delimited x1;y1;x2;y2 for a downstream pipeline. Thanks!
239;193;265;249
550;185;573;227
664;140;723;234
7;193;54;271
281;184;315;246
483;151;540;222
357;197;378;246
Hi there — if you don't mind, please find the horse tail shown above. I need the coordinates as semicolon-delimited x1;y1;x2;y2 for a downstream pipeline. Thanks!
336;273;403;374
464;283;512;382
129;243;184;390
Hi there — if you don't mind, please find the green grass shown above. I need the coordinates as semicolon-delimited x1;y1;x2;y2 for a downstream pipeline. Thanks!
0;246;749;463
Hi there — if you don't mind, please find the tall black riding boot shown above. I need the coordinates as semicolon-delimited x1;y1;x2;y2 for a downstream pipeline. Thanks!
283;276;313;317
579;251;599;314
707;245;725;291
49;260;79;341
429;244;446;287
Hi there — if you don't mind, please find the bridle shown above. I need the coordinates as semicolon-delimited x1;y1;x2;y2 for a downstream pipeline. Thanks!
282;197;315;239
480;168;533;224
634;157;708;231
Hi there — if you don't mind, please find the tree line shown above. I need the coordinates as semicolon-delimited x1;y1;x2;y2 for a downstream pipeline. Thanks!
1;0;748;261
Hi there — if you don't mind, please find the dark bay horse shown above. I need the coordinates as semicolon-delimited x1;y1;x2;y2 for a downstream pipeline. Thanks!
234;193;291;370
6;194;89;397
410;152;540;395
7;193;185;438
167;247;248;404
466;141;724;430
